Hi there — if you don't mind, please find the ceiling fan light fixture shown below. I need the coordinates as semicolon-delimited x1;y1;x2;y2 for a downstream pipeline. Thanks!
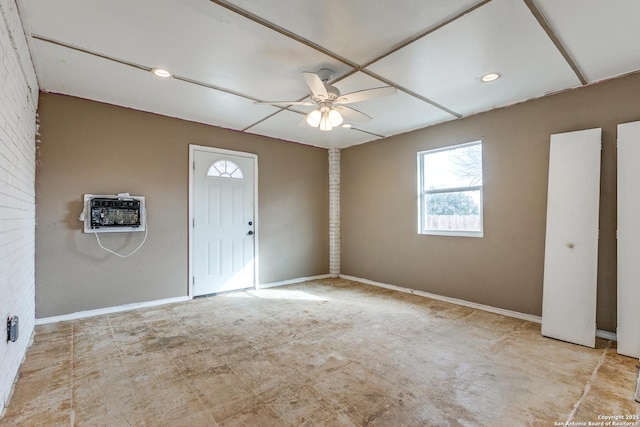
306;109;322;127
307;107;342;131
319;112;333;131
151;68;173;78
328;109;343;127
480;72;501;83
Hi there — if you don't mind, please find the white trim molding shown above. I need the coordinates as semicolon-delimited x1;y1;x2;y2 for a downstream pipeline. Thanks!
35;274;618;343
35;274;333;324
257;274;332;290
340;274;617;341
340;275;542;323
595;330;617;341
35;296;190;325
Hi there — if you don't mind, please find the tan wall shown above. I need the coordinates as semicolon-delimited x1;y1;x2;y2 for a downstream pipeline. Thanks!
341;72;640;333
35;94;329;318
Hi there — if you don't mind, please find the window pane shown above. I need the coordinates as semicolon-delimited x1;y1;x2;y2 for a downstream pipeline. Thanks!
207;160;243;179
424;190;482;232
423;143;482;190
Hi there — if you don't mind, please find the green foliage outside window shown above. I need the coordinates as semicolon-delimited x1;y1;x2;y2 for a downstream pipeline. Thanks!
426;192;479;215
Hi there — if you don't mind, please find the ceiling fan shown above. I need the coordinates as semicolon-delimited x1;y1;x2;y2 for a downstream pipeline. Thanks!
256;68;397;131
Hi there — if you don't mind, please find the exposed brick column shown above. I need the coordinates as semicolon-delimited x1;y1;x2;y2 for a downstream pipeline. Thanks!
328;147;340;277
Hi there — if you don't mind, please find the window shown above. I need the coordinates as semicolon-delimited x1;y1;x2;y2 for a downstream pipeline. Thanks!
207;159;243;179
418;141;483;237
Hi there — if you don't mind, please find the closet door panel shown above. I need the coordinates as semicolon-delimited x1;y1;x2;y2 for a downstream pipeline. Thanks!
617;120;640;358
542;128;601;348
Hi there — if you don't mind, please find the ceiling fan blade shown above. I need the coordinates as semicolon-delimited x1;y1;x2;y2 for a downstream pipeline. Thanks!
303;72;329;100
334;106;372;123
335;86;397;105
254;100;315;106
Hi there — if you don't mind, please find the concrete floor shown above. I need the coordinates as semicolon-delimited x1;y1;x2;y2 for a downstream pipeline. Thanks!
1;278;638;426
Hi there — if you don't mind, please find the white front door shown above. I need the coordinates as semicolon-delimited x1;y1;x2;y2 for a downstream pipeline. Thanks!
541;128;601;348
192;147;256;296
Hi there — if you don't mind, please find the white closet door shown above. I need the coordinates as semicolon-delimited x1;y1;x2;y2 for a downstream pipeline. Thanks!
617;121;640;358
542;128;601;348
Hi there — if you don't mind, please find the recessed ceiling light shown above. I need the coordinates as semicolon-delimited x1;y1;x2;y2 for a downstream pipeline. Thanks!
151;68;172;78
481;72;501;83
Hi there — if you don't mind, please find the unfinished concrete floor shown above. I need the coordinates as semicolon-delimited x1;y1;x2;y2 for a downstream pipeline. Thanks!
1;278;638;426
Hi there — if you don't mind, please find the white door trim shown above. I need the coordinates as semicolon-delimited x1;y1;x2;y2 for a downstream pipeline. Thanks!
188;144;259;298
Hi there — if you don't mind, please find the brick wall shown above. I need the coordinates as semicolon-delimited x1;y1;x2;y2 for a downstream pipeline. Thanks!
0;0;38;415
329;147;340;276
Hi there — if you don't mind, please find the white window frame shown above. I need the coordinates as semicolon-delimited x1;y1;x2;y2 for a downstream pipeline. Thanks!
418;140;483;237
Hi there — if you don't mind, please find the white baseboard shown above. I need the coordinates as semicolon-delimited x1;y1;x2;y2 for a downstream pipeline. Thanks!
595;329;617;341
35;296;190;325
257;274;332;289
35;274;332;325
339;274;616;341
340;274;543;324
35;274;618;341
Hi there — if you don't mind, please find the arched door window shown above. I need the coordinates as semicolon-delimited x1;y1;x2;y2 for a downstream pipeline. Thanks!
206;159;244;179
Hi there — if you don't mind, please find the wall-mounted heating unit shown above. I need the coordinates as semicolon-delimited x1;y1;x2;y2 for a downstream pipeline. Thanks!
81;194;146;233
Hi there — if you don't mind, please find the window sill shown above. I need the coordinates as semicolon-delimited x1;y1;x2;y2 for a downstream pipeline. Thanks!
419;230;483;238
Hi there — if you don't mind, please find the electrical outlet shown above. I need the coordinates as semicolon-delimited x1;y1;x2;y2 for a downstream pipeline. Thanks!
7;316;18;342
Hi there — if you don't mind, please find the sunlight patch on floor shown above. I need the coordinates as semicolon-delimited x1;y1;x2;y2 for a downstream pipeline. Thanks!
248;288;328;301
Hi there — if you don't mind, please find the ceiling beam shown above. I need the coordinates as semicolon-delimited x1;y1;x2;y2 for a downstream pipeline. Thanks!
32;34;151;73
31;34;264;103
208;0;359;70
523;0;588;85
358;0;493;71
361;70;463;119
208;0;466;120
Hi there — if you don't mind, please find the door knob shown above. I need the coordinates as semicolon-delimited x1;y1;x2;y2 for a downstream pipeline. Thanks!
566;243;574;249
248;230;254;236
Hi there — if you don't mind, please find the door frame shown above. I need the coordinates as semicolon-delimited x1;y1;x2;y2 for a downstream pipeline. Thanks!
188;144;259;298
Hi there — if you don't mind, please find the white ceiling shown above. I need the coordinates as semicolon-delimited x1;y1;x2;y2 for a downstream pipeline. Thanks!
16;0;640;148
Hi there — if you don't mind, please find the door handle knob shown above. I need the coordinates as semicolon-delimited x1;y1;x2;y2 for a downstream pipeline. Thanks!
566;243;574;249
248;230;254;236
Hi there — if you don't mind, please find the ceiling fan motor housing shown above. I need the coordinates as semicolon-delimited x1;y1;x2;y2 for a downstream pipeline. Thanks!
316;68;334;82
